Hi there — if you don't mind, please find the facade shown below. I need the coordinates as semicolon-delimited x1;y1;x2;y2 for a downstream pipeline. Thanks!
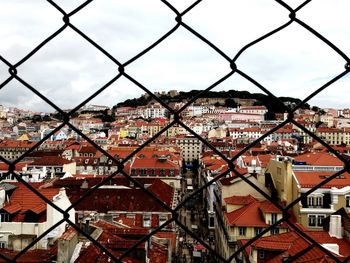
175;136;202;162
266;153;350;230
0;140;36;161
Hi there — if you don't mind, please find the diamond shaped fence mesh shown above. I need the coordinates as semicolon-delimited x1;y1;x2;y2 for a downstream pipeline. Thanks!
0;0;350;262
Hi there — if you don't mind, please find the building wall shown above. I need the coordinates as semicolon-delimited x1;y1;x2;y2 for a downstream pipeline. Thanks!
63;162;77;175
0;222;47;250
47;189;76;244
220;176;270;201
266;158;293;204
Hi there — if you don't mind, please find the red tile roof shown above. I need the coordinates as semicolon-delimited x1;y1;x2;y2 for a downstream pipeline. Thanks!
251;230;350;262
294;171;350;188
225;202;267;227
147;179;174;207
2;203;21;214
1;183;60;221
0;248;56;263
30;156;72;166
294;152;343;166
0;162;31;171
259;200;281;214
68;180;174;213
225;198;282;227
224;195;257;206
0;140;36;149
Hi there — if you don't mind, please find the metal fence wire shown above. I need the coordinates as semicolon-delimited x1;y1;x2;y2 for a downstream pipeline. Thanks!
0;0;350;262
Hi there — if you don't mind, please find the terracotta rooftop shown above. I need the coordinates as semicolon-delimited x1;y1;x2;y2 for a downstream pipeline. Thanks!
0;140;36;149
30;156;73;166
67;180;174;213
294;152;344;166
251;230;350;262
225;201;267;227
0;162;31;171
294;171;350;188
1;183;60;221
224;195;257;206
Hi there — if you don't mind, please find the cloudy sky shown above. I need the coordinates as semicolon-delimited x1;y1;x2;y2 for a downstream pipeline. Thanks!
0;0;349;112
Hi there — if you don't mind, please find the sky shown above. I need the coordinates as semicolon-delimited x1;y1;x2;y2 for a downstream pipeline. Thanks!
0;0;349;112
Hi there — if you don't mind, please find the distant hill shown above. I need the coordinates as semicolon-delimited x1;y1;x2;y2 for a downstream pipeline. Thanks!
114;90;309;113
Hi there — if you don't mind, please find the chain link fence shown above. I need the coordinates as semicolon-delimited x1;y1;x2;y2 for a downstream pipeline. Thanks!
0;0;349;262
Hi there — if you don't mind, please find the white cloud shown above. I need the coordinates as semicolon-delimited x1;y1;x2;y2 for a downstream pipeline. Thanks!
0;0;349;112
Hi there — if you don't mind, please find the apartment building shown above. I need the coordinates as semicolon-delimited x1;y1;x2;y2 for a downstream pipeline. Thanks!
175;135;202;162
266;153;350;230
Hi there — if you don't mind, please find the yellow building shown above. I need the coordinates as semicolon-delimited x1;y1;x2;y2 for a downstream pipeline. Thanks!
266;153;350;230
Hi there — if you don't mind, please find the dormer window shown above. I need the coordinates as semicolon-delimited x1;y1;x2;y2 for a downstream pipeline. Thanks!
271;213;278;225
258;251;265;260
143;214;151;227
159;215;167;226
307;194;323;208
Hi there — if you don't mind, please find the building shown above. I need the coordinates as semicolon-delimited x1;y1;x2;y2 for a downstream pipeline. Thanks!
0;140;36;161
175;135;202;162
266;153;350;230
0;183;75;251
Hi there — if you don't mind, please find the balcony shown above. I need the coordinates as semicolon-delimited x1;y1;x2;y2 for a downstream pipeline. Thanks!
300;204;335;214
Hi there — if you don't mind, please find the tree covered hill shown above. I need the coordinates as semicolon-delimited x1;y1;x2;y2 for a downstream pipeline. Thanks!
115;90;309;113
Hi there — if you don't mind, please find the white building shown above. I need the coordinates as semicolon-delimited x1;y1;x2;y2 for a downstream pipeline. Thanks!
0;185;75;251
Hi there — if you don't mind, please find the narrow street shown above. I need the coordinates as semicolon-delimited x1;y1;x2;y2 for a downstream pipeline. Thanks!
177;168;209;263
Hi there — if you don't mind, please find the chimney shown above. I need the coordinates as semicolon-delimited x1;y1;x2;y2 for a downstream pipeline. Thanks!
329;215;343;239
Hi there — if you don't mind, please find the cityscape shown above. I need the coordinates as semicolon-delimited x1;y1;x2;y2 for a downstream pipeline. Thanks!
1;0;350;262
0;91;350;262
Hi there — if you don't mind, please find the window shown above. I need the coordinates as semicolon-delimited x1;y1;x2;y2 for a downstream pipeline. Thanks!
315;196;323;207
346;196;350;207
308;196;314;207
307;194;323;208
143;215;151;227
258;251;265;260
238;227;246;236
271;227;279;235
160;169;165;176
209;216;215;228
0;213;9;222
308;214;325;227
308;215;316;227
0;242;7;249
255;227;263;236
271;213;278;224
131;169;136;176
159;215;167;226
317;215;325;227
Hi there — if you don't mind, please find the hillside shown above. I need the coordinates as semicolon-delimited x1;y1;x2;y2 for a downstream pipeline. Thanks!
115;90;309;113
